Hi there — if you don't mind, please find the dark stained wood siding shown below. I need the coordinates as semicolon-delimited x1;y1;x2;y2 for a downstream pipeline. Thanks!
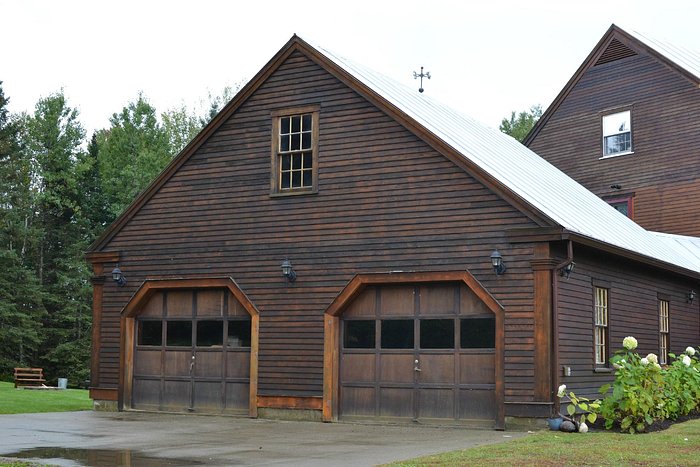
96;50;541;400
557;245;699;398
528;50;700;236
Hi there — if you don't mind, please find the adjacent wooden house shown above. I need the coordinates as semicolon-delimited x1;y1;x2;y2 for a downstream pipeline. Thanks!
86;35;700;429
526;24;700;237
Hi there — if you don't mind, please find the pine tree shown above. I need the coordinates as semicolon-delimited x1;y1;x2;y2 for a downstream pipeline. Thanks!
0;82;45;376
78;133;110;237
23;90;91;384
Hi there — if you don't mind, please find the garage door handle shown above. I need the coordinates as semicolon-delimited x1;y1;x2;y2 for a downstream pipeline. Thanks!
414;359;422;372
189;355;195;373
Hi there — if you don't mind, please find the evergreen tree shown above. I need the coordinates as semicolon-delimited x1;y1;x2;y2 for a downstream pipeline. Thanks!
23;91;91;384
0;82;45;376
0;248;46;375
78;133;110;236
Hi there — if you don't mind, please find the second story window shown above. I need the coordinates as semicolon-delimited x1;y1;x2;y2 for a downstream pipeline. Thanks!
602;110;632;157
271;106;319;196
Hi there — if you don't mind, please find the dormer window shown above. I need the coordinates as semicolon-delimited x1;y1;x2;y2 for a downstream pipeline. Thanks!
270;106;319;196
602;110;632;157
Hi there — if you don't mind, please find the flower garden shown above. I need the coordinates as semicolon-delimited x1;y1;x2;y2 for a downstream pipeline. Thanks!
558;337;700;434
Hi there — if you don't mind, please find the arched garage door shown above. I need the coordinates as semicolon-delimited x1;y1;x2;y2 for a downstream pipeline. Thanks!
339;283;496;423
131;288;252;414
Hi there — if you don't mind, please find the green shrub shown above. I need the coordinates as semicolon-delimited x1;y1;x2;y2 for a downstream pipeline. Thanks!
597;338;700;433
598;337;666;433
663;348;700;418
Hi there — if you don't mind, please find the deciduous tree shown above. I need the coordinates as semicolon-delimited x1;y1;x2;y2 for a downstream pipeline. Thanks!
97;94;171;220
162;104;201;155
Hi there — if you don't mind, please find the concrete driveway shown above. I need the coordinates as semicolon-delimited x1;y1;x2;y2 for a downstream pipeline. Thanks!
0;411;528;466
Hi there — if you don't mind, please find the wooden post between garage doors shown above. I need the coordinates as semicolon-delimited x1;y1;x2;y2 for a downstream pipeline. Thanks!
531;244;557;404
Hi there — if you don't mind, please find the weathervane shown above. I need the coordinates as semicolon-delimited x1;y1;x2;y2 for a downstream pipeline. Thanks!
413;66;431;93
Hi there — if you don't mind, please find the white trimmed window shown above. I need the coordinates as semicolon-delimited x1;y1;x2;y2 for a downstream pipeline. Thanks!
659;299;669;365
594;287;609;366
602;110;632;157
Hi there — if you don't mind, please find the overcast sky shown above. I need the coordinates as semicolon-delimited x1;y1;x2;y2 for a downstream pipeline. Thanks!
3;0;700;135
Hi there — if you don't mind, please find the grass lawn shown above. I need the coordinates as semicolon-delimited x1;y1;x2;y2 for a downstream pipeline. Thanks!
0;381;92;414
387;418;700;466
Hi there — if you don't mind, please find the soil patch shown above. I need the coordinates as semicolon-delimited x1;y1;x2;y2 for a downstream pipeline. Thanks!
590;410;700;433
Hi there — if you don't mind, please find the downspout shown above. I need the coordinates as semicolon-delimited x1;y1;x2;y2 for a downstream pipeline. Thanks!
551;240;573;415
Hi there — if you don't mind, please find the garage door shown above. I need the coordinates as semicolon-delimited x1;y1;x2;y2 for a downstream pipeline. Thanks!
131;288;251;414
339;283;496;423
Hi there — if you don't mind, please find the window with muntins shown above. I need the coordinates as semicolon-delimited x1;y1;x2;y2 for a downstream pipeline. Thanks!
594;287;609;366
602;110;632;157
271;107;319;195
659;299;669;365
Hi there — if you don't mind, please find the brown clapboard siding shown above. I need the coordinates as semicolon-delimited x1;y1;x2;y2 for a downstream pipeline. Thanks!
528;42;700;236
557;246;699;399
94;50;543;401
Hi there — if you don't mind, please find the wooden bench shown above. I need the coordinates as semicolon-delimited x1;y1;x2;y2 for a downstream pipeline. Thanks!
14;367;46;388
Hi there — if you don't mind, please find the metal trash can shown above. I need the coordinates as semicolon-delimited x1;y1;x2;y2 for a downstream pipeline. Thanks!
57;378;68;389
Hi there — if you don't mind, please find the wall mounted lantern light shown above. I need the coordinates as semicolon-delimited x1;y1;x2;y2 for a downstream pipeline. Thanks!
490;250;507;275
111;265;127;287
688;290;696;304
281;259;297;283
561;262;575;279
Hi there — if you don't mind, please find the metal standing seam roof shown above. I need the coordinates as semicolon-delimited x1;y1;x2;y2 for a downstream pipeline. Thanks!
312;43;700;275
651;232;700;267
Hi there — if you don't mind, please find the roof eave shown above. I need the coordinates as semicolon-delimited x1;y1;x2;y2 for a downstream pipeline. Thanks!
564;231;700;280
506;226;700;280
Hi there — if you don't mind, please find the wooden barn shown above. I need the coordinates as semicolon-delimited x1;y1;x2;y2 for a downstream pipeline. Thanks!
526;24;700;237
86;35;700;429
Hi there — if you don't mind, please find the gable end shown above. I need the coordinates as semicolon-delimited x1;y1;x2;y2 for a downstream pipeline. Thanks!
524;24;700;146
